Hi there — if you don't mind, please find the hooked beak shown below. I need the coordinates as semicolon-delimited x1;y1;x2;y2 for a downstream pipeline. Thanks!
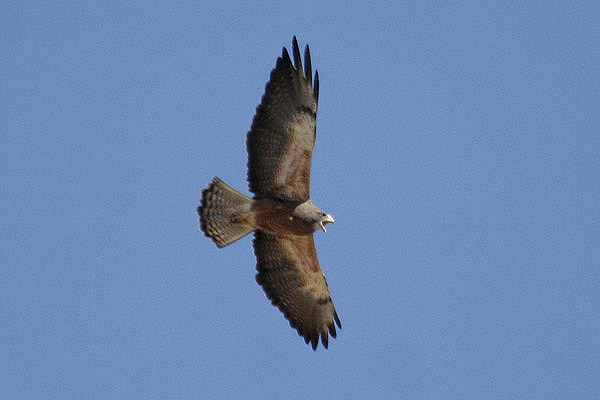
319;214;335;232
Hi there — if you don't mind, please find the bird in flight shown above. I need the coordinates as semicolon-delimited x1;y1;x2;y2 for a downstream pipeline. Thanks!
198;36;340;350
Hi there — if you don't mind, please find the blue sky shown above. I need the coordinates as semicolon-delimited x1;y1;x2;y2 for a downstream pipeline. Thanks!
2;2;599;399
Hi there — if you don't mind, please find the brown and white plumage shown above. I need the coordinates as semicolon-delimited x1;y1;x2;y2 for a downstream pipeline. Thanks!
198;37;340;350
247;36;318;202
254;232;340;350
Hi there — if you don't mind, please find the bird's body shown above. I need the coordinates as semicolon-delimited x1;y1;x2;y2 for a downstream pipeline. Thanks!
198;37;340;350
253;199;325;236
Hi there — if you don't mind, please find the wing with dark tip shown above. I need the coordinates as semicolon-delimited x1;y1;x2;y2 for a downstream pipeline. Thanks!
247;36;319;202
253;231;341;350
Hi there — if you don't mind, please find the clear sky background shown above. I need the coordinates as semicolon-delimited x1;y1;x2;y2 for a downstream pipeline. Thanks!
2;2;599;399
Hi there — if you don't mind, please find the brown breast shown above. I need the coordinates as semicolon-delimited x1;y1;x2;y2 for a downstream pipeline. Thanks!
252;199;314;236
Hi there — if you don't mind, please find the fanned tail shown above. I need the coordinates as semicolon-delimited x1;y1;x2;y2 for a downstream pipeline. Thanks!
198;177;255;248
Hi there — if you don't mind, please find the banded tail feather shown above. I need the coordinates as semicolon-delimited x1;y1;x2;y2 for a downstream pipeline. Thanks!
198;177;254;248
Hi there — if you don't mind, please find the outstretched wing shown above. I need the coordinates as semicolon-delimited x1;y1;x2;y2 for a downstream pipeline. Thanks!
247;36;319;202
253;231;341;350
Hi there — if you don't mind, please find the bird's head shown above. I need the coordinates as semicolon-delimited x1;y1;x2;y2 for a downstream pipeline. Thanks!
293;201;335;233
316;212;335;233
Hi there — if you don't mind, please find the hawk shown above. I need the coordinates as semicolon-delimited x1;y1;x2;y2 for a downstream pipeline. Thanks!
198;37;340;350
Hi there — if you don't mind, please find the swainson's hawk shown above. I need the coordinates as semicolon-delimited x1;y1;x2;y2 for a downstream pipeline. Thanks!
198;37;340;350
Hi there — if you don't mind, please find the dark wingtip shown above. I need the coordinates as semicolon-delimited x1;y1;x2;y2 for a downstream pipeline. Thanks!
334;311;341;329
304;44;312;85
311;335;318;351
321;332;329;349
285;37;318;103
329;322;337;338
314;70;319;103
292;36;302;73
281;47;291;64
